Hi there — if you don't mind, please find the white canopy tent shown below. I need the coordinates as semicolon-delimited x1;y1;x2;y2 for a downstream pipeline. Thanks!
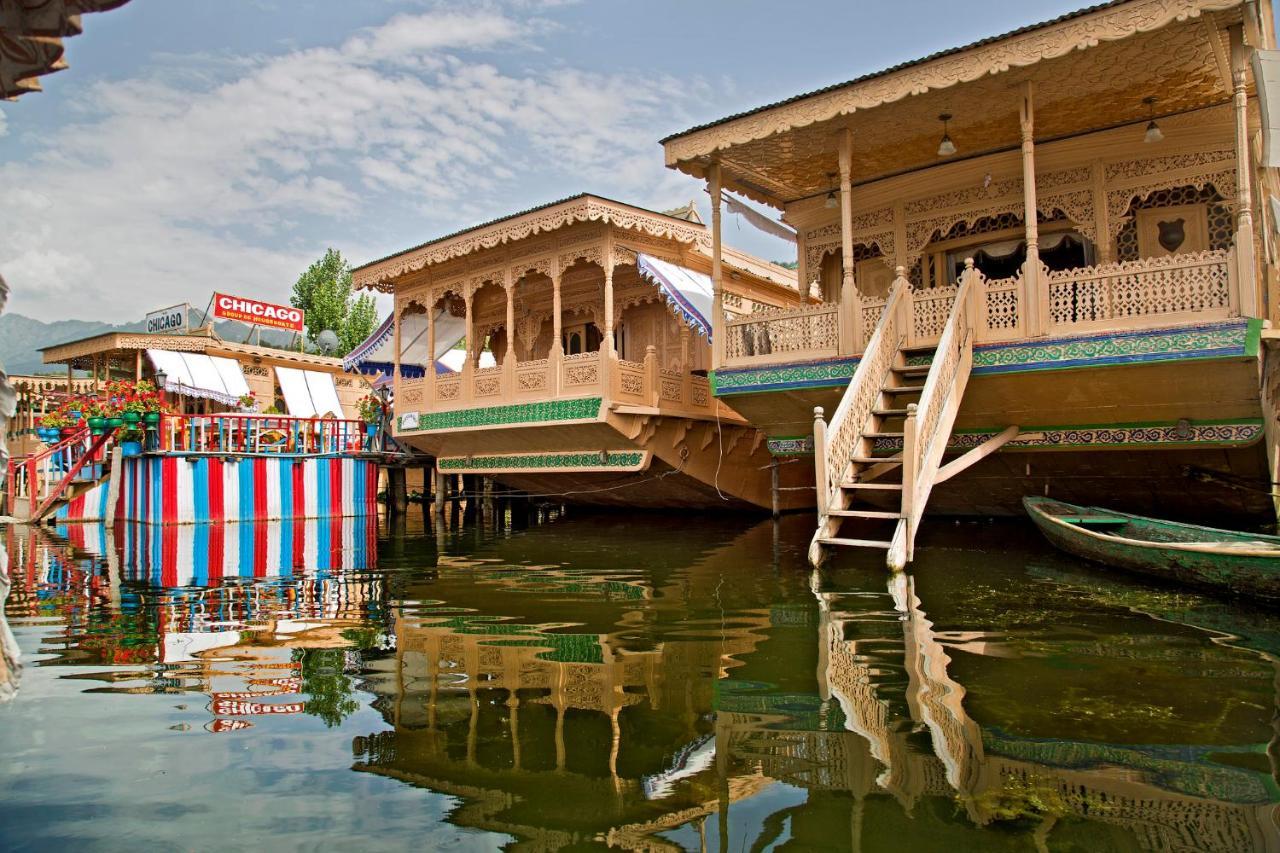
274;366;345;418
146;350;251;407
343;306;469;374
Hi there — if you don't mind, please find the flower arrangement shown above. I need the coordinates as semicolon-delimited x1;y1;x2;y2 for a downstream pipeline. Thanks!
356;394;383;425
238;391;257;411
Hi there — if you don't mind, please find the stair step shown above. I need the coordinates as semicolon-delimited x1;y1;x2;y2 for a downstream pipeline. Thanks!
892;365;931;377
852;455;901;465
841;482;904;491
873;408;909;417
883;385;924;394
864;431;903;439
899;344;937;354
818;537;892;549
829;509;902;519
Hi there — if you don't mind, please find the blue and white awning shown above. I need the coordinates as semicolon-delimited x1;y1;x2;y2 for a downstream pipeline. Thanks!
636;253;713;339
343;307;468;375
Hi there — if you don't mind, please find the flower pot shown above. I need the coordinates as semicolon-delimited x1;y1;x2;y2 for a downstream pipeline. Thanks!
61;427;78;438
68;409;82;421
123;411;141;425
143;411;161;425
120;440;143;458
88;416;105;430
107;416;124;429
365;423;379;436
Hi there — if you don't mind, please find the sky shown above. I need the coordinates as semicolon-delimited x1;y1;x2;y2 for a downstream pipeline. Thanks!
0;0;1099;324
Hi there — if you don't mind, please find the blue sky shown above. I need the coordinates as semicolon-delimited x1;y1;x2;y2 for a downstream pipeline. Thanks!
1;0;1098;323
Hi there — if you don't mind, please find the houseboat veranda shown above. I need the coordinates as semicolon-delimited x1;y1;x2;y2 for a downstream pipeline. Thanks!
661;0;1280;567
350;194;805;510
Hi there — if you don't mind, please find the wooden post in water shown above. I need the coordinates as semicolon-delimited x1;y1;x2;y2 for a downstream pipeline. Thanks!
388;467;407;517
433;468;445;516
813;407;827;524
770;457;780;519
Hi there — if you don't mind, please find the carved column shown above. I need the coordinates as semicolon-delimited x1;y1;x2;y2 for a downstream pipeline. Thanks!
838;128;862;354
551;269;563;396
602;248;616;399
1233;46;1259;317
426;296;437;405
503;269;516;399
709;163;725;369
461;287;474;404
1020;83;1045;337
392;298;403;409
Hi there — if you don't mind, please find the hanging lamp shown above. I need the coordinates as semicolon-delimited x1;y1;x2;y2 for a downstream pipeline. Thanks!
937;113;957;157
1143;97;1164;143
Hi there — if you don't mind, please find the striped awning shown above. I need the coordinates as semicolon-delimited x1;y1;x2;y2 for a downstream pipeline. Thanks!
635;254;713;339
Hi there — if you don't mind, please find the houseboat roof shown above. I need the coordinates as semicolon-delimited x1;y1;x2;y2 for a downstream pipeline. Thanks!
661;0;1257;207
351;192;798;293
39;329;348;372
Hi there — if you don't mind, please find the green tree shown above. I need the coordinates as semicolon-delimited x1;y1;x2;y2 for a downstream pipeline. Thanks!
290;248;379;355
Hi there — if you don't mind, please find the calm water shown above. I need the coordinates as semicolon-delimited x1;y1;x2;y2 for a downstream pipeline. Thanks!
2;510;1280;851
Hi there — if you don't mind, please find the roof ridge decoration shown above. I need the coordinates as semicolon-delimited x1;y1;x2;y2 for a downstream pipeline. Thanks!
662;0;1243;168
353;195;712;293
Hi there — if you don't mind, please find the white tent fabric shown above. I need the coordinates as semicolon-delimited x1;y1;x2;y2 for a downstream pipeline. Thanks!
275;366;345;418
635;254;714;339
147;350;251;406
342;307;467;371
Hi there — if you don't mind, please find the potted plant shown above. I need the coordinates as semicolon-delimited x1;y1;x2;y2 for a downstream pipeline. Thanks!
357;394;383;437
118;428;144;458
238;390;257;412
85;399;108;435
39;411;67;442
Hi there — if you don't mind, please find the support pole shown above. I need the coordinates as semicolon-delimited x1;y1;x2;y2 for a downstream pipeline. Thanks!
551;270;564;395
839;128;863;354
433;467;446;516
1233;29;1259;317
709;163;725;369
392;298;403;409
813;406;828;523
462;289;474;404
426;298;437;404
1020;82;1044;337
770;457;780;519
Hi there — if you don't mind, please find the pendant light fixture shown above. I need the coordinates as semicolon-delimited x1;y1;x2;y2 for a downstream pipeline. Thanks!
824;172;838;209
936;113;957;157
1142;96;1163;144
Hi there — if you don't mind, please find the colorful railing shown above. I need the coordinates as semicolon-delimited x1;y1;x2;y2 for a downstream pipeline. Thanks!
158;413;374;456
5;426;108;520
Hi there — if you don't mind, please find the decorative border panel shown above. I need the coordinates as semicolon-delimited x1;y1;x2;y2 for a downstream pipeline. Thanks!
399;397;603;432
870;419;1263;452
437;450;650;473
766;436;816;456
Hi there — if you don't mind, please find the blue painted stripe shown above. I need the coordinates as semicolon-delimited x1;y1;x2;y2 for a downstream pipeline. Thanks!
279;459;293;522
238;459;255;523
193;458;209;524
352;459;365;514
279;518;294;577
192;524;209;586
151;457;162;525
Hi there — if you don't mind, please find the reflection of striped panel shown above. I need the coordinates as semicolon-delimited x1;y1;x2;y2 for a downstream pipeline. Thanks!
110;515;378;584
118;456;378;524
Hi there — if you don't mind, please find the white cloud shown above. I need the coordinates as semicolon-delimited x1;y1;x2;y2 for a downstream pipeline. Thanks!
0;5;706;323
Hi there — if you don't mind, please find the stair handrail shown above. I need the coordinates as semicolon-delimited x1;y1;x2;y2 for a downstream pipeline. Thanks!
30;429;114;521
895;259;981;567
7;427;92;517
816;270;911;518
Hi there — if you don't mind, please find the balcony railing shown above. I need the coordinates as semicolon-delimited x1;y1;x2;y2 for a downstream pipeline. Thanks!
721;247;1238;368
399;348;719;429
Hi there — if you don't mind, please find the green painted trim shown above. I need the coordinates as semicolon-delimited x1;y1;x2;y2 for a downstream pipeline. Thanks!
870;418;1264;453
766;435;815;457
438;450;648;472
1246;317;1262;358
399;397;602;432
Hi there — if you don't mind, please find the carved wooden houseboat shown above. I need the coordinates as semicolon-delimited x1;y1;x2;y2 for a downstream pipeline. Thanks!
661;0;1280;566
351;194;805;510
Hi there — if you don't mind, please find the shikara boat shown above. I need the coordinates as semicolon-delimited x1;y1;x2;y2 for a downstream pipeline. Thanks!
1023;496;1280;603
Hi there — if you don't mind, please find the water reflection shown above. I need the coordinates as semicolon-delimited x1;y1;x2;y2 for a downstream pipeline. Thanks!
1;515;1279;850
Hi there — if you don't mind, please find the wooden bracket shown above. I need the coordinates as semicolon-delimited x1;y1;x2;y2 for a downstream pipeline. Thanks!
934;425;1019;485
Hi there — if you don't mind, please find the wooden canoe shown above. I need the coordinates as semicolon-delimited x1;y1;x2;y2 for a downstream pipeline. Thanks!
1023;496;1280;603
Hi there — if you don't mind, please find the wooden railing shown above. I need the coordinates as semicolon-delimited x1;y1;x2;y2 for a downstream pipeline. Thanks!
160;413;371;455
812;275;910;520
5;426;102;519
893;262;980;569
719;248;1240;369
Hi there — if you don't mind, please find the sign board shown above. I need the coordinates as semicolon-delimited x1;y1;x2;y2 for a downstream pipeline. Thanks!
144;303;190;335
212;293;305;333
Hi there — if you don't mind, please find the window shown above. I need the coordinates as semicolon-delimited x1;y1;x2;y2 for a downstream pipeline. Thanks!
941;228;1090;283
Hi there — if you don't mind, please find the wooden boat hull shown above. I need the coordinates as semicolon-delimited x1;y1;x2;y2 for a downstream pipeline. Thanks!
1023;497;1280;603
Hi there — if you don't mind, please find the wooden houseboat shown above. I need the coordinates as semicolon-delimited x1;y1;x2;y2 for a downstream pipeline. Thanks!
351;194;806;510
660;0;1280;566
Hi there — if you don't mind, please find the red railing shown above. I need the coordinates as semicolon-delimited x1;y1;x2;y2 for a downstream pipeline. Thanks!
158;413;376;456
5;426;105;519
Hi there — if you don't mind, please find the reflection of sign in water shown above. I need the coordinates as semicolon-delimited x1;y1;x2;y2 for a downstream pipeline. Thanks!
211;699;306;716
212;292;305;332
212;688;299;701
206;719;254;733
145;303;190;335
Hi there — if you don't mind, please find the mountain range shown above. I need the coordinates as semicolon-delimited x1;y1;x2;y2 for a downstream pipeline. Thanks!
0;309;304;375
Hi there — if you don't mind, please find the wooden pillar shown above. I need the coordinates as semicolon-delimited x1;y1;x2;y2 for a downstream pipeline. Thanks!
388;466;407;516
1019;82;1045;336
709;163;725;369
813;406;827;521
433;467;446;516
66;363;73;396
504;270;516;365
461;289;474;404
426;297;437;404
134;350;142;382
551;269;564;395
602;258;615;399
770;457;780;519
1090;161;1112;265
1233;31;1259;317
839;128;862;354
392;298;403;409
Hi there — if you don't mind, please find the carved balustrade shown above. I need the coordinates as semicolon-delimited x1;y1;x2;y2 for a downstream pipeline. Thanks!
720;248;1240;370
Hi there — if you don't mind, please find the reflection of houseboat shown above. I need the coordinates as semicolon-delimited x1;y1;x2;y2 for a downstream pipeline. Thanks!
661;0;1280;564
352;194;809;510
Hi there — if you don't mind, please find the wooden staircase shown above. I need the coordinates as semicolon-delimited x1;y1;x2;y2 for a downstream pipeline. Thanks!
810;261;1018;570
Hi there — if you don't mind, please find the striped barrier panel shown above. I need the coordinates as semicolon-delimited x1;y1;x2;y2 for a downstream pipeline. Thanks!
119;455;378;525
51;477;113;523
